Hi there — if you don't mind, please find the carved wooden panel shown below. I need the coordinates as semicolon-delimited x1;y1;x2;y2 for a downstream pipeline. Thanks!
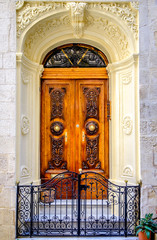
41;80;75;182
76;79;109;177
83;87;100;120
49;88;66;120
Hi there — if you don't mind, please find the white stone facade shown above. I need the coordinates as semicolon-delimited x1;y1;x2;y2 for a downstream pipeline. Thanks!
0;0;156;239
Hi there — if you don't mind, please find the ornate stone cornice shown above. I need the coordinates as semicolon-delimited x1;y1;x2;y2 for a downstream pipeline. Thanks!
16;2;67;37
86;2;138;39
16;1;138;39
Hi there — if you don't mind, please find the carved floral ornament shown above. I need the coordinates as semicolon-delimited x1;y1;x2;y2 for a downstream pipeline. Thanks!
122;116;133;135
16;2;139;39
21;115;30;135
121;72;132;84
23;15;130;60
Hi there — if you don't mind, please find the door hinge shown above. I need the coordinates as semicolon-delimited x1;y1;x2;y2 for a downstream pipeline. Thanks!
107;101;111;121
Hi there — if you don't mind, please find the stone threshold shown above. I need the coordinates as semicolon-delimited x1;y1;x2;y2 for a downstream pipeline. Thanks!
17;237;138;240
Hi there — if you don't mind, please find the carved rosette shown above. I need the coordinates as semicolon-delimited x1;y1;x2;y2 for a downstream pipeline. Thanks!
21;115;30;135
123;116;133;135
83;87;100;120
16;1;24;10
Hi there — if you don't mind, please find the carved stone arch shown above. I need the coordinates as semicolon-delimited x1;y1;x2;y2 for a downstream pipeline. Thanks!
16;1;140;185
17;2;138;63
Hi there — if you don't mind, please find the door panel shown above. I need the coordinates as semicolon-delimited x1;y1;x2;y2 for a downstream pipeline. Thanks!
41;80;75;182
76;80;109;177
41;69;109;182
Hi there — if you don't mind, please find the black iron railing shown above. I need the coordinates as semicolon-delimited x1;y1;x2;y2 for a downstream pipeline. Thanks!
16;171;140;237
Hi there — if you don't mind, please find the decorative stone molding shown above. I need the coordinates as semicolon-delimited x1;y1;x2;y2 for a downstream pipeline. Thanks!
86;15;130;60
21;70;32;84
39;65;44;78
131;2;139;10
121;72;132;84
67;2;87;38
21;115;30;135
21;165;30;177
23;15;130;60
16;1;24;10
16;2;67;37
16;2;138;39
122;165;133;177
23;16;70;58
86;3;138;39
123;116;133;135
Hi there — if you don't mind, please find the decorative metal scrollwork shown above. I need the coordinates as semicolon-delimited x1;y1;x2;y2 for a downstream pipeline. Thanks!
83;135;101;169
49;136;67;169
85;121;99;135
83;87;100;120
50;122;64;136
49;88;66;120
44;44;108;68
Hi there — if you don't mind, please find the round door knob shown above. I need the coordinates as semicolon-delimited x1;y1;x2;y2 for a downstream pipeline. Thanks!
88;123;96;131
54;124;60;132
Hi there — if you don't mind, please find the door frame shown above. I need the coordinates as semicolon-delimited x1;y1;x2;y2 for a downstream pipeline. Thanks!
41;68;109;179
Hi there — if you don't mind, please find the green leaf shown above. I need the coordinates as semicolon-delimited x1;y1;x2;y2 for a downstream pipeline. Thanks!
145;226;154;232
136;229;142;236
146;230;150;239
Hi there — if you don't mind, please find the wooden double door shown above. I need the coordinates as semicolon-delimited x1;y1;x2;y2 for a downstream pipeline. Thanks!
41;68;109;182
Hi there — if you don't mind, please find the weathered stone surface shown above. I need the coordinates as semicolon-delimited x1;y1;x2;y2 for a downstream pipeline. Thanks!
140;85;149;101
139;69;150;84
5;69;16;84
140;120;147;135
0;102;15;119
149;84;157;99
151;71;157;84
0;85;16;102
147;121;157;135
2;52;16;69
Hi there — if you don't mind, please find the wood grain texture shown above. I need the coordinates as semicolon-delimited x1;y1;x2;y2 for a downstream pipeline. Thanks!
41;68;109;182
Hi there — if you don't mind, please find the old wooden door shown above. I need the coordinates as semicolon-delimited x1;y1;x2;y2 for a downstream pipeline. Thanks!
40;44;109;183
41;68;109;183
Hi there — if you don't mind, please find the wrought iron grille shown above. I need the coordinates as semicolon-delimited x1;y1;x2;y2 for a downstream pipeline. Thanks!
16;171;140;237
43;44;108;68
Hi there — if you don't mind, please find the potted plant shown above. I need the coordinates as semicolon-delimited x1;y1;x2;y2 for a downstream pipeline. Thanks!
136;213;157;240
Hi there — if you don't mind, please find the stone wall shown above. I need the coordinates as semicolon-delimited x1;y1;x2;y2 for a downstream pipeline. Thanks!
0;0;16;240
0;0;157;239
140;0;157;218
